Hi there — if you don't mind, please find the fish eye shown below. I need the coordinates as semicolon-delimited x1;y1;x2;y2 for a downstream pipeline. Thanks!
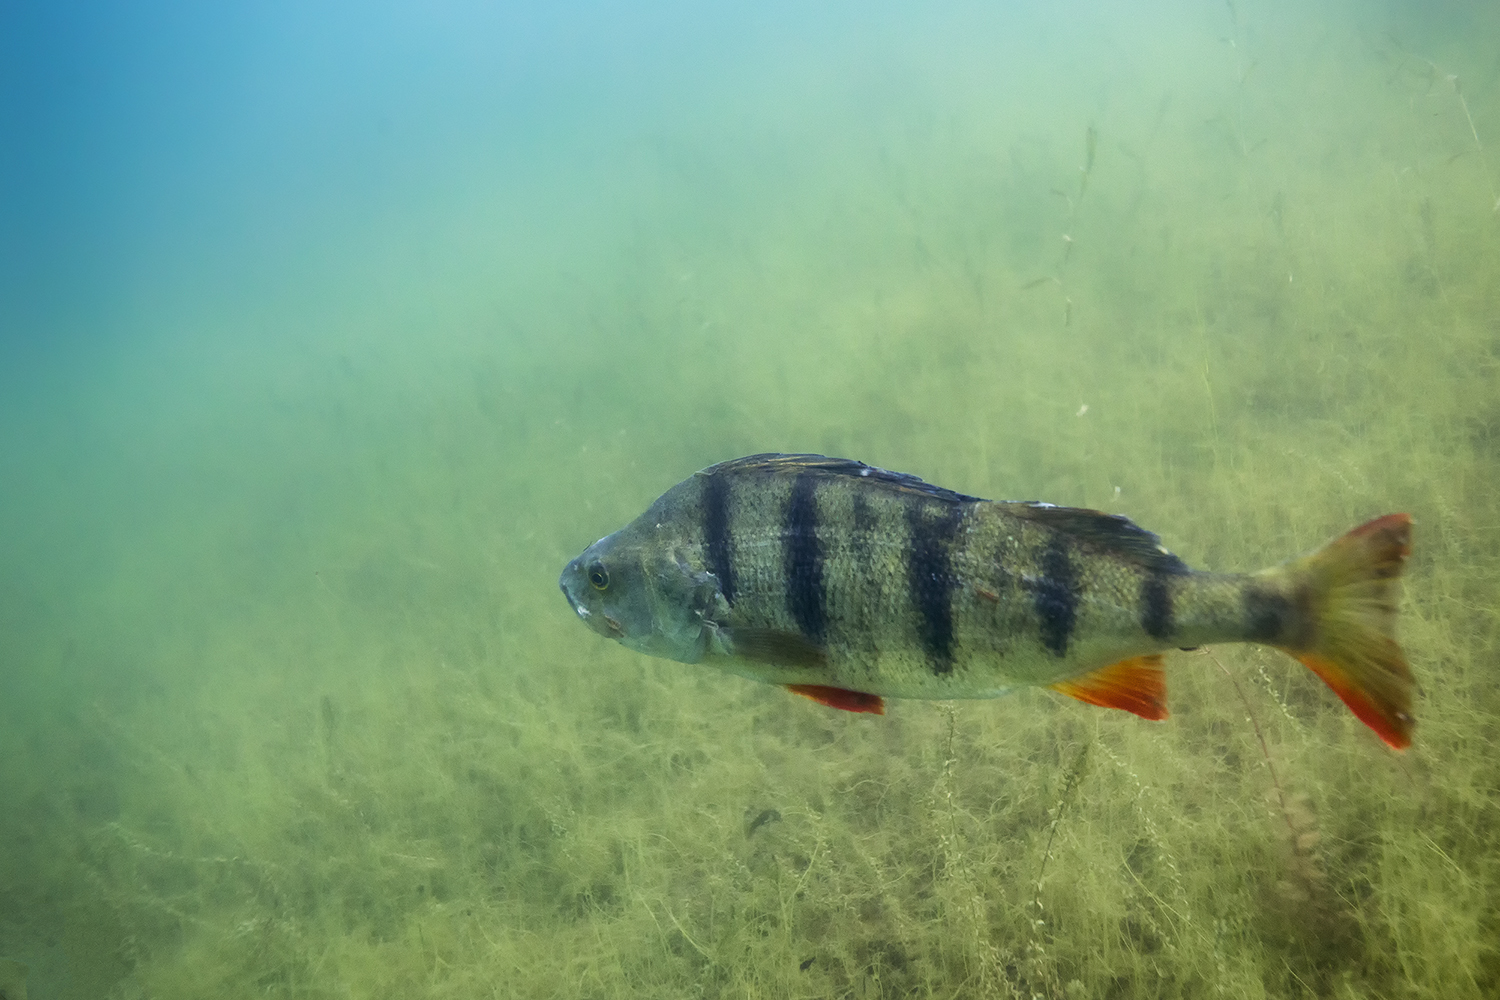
588;563;610;591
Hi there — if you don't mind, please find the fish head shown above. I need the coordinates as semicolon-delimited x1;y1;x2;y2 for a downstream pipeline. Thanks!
559;525;724;665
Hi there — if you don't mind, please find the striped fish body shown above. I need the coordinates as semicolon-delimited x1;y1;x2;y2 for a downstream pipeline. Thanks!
559;455;1415;748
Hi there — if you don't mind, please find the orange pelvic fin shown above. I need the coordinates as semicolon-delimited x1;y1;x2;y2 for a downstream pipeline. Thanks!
1049;654;1168;721
786;684;886;715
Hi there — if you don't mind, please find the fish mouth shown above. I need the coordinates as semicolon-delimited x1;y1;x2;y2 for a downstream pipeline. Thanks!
559;577;590;621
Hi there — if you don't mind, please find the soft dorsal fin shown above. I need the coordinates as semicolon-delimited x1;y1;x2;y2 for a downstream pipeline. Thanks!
1005;503;1190;575
697;454;984;506
1049;654;1169;721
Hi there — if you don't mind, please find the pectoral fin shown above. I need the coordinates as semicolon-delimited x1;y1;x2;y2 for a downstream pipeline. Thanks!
1049;654;1168;721
726;628;828;669
786;684;885;715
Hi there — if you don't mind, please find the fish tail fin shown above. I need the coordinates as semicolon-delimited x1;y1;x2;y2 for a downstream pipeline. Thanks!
1254;513;1414;749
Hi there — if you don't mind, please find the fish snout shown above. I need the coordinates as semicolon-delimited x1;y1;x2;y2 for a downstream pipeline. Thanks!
559;562;591;620
559;560;626;639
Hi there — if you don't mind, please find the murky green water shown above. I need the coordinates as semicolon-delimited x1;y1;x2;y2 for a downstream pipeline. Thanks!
2;1;1497;997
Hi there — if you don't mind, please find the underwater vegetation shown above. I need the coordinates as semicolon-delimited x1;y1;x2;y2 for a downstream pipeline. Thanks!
1;1;1498;998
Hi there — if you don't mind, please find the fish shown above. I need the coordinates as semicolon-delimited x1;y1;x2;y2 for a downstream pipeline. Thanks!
558;454;1414;748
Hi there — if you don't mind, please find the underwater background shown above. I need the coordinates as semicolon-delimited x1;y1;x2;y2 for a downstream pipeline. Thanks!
2;0;1497;996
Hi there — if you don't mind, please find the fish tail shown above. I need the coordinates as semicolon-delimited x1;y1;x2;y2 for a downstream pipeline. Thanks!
1252;513;1414;749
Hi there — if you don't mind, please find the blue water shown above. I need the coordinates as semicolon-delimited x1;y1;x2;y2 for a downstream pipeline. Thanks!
3;1;1497;997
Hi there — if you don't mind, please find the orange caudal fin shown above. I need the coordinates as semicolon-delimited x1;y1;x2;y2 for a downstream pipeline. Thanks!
1049;654;1169;721
1266;513;1415;749
786;684;886;715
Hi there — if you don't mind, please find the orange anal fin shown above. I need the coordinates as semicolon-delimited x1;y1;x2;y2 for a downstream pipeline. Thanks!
1049;654;1168;721
786;684;886;715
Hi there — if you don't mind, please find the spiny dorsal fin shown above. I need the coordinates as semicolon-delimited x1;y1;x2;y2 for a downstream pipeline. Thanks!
1005;502;1190;575
697;454;984;506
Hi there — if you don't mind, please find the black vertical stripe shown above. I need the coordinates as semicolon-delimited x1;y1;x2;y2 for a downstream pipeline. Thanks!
783;473;827;642
703;472;736;605
1243;586;1290;644
1033;535;1078;656
906;501;966;674
1140;571;1175;640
